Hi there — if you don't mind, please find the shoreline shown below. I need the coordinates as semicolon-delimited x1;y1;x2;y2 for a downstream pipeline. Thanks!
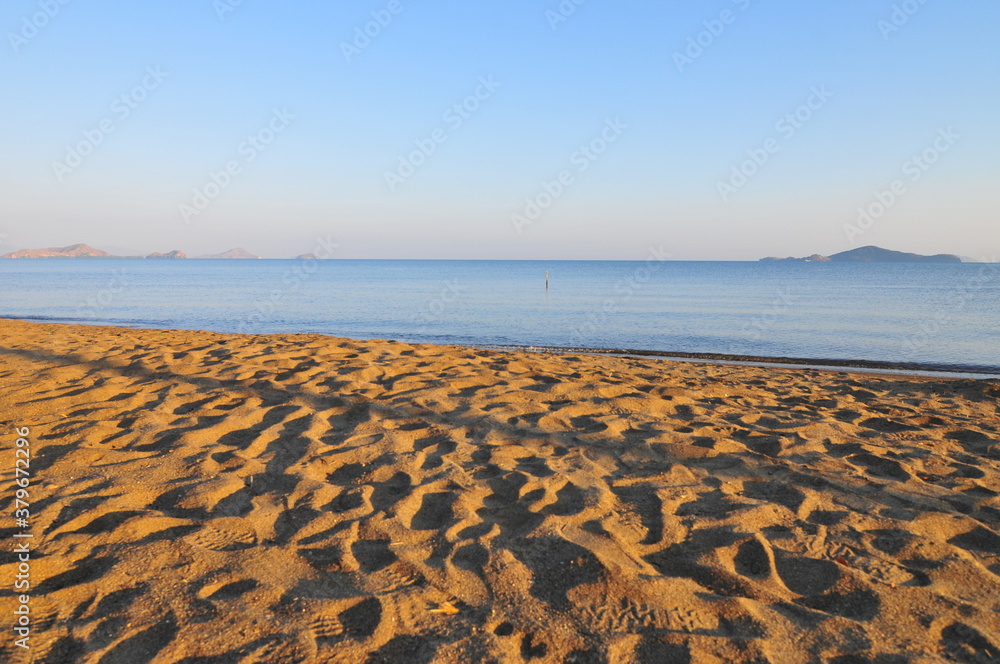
5;316;998;381
1;317;998;662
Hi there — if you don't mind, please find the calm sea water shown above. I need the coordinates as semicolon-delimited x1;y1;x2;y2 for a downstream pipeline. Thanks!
1;259;998;373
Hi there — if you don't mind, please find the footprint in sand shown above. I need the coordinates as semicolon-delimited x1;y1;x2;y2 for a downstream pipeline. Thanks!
92;614;180;664
351;538;397;573
519;632;549;659
772;551;842;596
363;561;426;596
185;517;258;551
196;578;259;601
310;612;346;643
309;597;383;645
579;597;670;633
845;452;911;481
580;596;719;635
940;622;999;664
408;491;458;531
241;637;315;664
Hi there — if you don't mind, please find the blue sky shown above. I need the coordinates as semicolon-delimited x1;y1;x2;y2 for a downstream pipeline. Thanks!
2;0;998;259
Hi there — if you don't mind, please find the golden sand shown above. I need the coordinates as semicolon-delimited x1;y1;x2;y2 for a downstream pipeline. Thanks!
1;318;998;663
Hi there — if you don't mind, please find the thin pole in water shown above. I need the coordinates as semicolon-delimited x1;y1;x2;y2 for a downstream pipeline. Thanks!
545;270;549;291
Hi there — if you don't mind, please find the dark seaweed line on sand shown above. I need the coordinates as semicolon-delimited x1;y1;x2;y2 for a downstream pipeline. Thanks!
478;345;1000;379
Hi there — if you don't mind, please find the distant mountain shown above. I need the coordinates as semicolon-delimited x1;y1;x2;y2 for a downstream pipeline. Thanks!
2;244;267;259
829;246;961;263
760;246;962;264
1;243;112;259
760;254;831;263
195;248;261;259
294;253;320;260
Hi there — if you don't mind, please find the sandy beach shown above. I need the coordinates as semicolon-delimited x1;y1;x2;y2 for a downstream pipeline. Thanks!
1;317;998;663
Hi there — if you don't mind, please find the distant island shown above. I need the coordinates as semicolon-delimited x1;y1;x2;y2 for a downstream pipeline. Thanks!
1;243;113;259
1;244;261;260
146;250;188;259
760;253;831;263
761;246;963;263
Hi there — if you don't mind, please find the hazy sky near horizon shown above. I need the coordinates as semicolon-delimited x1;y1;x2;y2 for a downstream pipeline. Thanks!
2;1;998;260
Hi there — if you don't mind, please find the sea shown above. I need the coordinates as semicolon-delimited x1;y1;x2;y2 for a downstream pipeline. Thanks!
2;259;998;376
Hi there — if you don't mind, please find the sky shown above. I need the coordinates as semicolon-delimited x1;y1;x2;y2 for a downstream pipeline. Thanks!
1;0;998;260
